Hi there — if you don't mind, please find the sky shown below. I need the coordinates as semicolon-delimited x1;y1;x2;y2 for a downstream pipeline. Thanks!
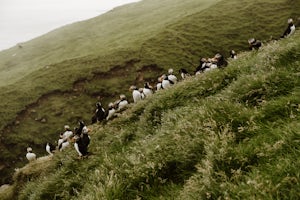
0;0;140;51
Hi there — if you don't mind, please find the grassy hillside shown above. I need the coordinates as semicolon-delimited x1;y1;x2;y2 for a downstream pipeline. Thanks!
0;0;299;186
1;29;300;200
0;0;219;86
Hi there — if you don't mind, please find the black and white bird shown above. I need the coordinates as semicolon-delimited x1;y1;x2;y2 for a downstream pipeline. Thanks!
75;121;86;136
214;53;227;67
74;133;90;157
204;59;218;72
46;143;56;155
26;147;37;162
156;77;164;91
115;94;129;111
230;50;237;59
129;85;142;103
106;102;116;120
167;68;178;84
139;88;146;99
58;125;73;147
195;58;207;75
58;139;71;151
161;74;174;89
282;18;296;38
143;82;153;98
92;102;106;124
248;38;262;50
179;68;190;79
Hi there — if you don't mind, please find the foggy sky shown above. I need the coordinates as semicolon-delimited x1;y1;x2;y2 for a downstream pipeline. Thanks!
0;0;140;51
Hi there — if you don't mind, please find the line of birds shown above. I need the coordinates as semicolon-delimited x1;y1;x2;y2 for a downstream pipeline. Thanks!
90;52;231;125
25;18;296;163
26;121;91;162
25;61;224;162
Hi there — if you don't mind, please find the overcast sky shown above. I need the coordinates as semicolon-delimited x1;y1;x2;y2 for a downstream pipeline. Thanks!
0;0;140;51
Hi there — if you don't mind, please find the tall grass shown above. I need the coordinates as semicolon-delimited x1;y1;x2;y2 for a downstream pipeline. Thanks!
0;0;300;193
1;31;299;199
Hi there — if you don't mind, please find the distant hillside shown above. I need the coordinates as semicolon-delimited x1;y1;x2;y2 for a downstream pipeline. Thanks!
0;0;299;186
0;0;219;86
1;27;300;200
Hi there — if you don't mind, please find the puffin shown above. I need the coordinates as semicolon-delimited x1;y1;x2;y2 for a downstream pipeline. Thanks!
92;102;106;124
74;132;90;157
116;94;129;111
75;121;86;136
156;77;164;91
106;102;116;120
161;74;173;89
179;68;190;79
26;147;37;162
139;88;146;99
58;125;73;147
230;50;237;59
129;85;142;103
282;18;296;38
167;68;178;84
143;82;153;98
59;140;70;151
213;53;227;67
46;143;56;155
248;38;262;50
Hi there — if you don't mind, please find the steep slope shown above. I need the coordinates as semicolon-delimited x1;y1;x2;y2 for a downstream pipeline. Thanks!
2;29;300;200
0;0;299;185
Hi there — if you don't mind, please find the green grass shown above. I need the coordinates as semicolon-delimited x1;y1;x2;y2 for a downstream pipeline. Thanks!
1;31;299;199
0;0;300;194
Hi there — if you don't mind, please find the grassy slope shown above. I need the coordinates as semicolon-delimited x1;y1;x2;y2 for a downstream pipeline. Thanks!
0;0;218;86
0;0;299;186
3;30;300;200
0;0;220;184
